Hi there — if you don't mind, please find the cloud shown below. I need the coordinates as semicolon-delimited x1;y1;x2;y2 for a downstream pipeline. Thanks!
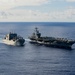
0;0;74;11
0;8;75;22
66;0;75;2
0;0;49;10
49;8;75;22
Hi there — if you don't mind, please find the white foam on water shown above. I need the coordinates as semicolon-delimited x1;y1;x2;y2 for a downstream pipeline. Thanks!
25;39;31;42
25;39;31;41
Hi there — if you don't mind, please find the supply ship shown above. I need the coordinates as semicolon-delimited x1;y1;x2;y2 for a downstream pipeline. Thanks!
28;27;75;49
3;32;25;46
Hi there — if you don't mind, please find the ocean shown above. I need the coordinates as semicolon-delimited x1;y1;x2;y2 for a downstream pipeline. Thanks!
0;22;75;75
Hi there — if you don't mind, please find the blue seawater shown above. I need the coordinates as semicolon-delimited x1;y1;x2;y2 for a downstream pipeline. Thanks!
0;22;75;75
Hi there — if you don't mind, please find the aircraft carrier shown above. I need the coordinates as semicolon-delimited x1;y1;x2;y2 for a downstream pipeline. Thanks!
28;27;75;49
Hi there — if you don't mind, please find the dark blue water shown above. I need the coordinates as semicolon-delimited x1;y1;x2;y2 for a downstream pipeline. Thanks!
0;22;75;75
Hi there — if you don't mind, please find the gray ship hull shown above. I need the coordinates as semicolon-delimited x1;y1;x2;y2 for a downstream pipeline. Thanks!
29;37;75;49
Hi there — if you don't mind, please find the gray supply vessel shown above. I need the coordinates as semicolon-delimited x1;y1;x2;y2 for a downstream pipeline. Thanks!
3;32;25;46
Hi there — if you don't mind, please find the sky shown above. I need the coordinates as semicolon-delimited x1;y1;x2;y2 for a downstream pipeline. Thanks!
0;0;75;22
